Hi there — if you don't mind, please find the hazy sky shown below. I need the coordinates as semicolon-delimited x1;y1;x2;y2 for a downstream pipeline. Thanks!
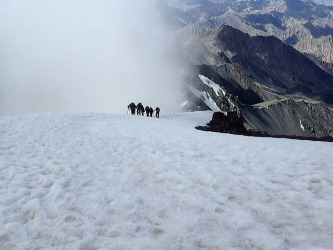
0;0;185;116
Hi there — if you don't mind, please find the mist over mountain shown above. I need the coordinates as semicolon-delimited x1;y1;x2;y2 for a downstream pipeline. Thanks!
1;4;333;248
0;0;184;116
1;0;332;137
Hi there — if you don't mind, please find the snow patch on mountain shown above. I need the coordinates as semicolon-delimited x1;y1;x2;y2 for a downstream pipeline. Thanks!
187;84;222;112
300;120;305;131
199;75;226;96
179;100;188;108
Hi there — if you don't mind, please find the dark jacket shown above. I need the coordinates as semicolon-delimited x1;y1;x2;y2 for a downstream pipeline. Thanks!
128;103;136;110
137;103;144;112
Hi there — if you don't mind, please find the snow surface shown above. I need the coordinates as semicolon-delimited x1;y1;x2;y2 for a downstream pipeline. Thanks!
0;111;333;249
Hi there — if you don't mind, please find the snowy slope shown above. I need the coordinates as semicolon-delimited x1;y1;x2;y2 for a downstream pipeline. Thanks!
0;112;332;249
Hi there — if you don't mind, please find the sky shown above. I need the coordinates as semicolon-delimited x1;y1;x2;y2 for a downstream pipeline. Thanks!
0;0;185;116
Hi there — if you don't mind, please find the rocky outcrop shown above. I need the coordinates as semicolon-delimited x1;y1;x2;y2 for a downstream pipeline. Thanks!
196;111;333;142
196;111;252;134
295;35;333;64
182;73;333;138
243;98;333;138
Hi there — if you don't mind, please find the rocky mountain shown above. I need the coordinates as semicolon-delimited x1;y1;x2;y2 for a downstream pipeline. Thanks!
165;0;333;66
174;25;333;137
244;98;333;137
161;0;333;138
180;25;333;102
181;63;333;137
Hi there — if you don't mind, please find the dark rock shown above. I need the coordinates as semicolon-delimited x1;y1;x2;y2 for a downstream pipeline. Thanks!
197;112;333;142
196;111;267;136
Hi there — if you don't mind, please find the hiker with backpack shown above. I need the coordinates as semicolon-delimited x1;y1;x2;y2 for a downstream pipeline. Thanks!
128;102;160;118
145;106;150;117
149;107;154;117
154;107;160;118
127;102;137;115
137;103;144;116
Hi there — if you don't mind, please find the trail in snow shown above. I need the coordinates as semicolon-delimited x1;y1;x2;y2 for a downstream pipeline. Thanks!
0;112;332;249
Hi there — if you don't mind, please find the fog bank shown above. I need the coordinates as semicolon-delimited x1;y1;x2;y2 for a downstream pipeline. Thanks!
0;0;184;116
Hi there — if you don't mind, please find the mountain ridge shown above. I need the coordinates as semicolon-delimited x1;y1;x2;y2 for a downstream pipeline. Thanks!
166;0;333;64
177;24;333;137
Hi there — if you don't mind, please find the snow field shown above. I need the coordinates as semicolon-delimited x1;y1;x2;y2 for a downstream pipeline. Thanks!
0;111;332;249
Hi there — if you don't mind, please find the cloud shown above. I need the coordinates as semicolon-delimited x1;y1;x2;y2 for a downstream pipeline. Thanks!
0;0;184;116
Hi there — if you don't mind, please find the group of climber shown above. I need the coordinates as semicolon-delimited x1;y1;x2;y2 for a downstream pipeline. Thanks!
127;102;160;118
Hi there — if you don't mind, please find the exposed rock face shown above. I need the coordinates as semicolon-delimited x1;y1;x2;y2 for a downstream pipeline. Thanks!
295;34;333;64
185;73;333;138
196;111;253;135
243;99;333;138
196;111;333;142
180;25;333;105
214;26;333;103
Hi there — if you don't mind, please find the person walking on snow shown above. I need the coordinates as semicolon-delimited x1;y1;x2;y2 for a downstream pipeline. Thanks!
140;104;145;116
137;103;144;116
145;106;150;117
149;107;154;117
154;107;160;118
128;102;137;115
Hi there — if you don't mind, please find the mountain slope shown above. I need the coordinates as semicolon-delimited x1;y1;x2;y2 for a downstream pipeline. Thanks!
180;25;333;104
167;0;333;65
213;25;333;102
178;24;333;137
0;112;332;249
243;98;333;137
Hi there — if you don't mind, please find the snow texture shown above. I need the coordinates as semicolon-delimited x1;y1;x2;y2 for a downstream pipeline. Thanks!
199;75;226;96
187;85;222;112
179;100;188;108
300;120;305;131
0;112;333;249
311;0;333;6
